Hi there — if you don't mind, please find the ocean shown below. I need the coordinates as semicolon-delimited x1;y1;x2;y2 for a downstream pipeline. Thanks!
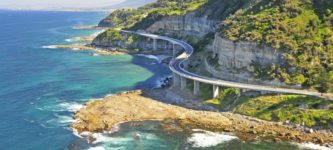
0;10;328;150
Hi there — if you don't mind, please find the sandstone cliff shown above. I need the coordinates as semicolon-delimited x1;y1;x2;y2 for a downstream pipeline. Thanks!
146;12;218;37
206;34;298;88
94;10;220;49
212;34;284;72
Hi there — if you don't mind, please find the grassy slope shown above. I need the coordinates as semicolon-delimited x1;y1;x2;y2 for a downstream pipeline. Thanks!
205;88;333;128
220;0;333;92
235;95;333;127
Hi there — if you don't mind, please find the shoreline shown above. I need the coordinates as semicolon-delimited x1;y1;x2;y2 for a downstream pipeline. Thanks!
65;25;333;148
43;44;173;64
72;88;333;148
72;25;109;30
44;44;129;55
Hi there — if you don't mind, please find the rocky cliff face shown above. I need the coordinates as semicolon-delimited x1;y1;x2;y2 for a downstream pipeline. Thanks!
206;34;294;88
92;32;179;53
146;12;218;37
94;11;219;49
212;35;284;71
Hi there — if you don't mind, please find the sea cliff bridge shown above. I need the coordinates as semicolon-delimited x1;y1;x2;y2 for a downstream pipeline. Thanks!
122;30;332;100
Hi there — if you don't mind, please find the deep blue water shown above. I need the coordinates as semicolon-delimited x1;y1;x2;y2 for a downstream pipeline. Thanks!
0;10;327;150
0;10;171;150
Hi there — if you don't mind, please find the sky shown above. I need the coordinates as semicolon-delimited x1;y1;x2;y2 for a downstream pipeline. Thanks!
0;0;127;10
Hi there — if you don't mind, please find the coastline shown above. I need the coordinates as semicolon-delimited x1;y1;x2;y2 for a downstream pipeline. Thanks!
44;44;129;55
66;27;333;148
72;88;333;148
44;44;173;64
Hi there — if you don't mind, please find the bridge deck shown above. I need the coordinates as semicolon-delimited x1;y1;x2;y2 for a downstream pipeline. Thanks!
122;30;331;100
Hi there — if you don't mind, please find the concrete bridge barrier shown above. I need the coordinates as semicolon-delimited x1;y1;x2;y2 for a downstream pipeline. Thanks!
120;30;330;100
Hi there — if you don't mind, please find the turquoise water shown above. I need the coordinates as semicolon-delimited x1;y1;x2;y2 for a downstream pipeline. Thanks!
0;10;328;150
72;121;322;150
0;10;170;150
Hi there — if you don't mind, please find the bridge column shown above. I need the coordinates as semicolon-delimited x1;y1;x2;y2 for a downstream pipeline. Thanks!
153;38;157;51
241;89;249;93
194;81;200;96
183;61;189;70
172;43;176;57
213;85;219;98
173;73;180;88
260;91;269;95
181;77;187;90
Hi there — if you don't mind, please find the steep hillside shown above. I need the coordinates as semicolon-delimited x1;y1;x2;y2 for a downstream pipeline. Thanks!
95;0;255;50
94;0;332;93
98;0;254;29
98;0;209;28
220;0;333;92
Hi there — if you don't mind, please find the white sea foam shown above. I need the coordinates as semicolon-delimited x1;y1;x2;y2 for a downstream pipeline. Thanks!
74;124;121;144
88;146;105;150
104;93;114;98
65;38;74;42
89;132;157;145
71;48;80;51
42;45;58;49
65;37;86;42
296;142;332;150
187;129;238;148
47;114;77;126
56;102;84;112
91;133;115;144
135;54;163;63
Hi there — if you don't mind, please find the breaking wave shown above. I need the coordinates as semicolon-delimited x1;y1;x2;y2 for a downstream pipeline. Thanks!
296;142;332;150
42;45;58;49
187;129;238;148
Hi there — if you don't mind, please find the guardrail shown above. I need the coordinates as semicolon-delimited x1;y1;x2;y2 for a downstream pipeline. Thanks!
122;30;332;100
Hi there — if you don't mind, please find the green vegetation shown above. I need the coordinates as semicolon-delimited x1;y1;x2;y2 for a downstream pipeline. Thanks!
220;0;333;92
189;32;215;53
194;0;250;20
205;88;240;110
235;95;333;127
93;29;147;51
99;0;209;29
95;29;125;43
186;81;213;99
91;0;333;130
205;88;333;127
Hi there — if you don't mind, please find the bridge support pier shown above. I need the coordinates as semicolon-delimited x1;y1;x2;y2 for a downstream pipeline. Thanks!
181;77;187;90
241;89;249;93
172;44;177;57
194;81;200;96
213;85;219;98
173;73;180;88
260;91;267;95
182;61;189;70
153;38;157;51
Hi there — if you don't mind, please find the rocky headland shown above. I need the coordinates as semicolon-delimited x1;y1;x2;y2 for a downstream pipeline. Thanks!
72;88;333;147
69;0;333;148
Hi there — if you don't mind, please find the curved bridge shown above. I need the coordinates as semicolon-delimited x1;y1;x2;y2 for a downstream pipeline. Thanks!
122;30;330;99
